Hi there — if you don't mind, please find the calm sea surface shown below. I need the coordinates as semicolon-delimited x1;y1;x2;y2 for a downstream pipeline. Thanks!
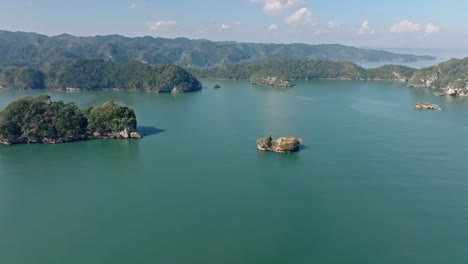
1;80;468;264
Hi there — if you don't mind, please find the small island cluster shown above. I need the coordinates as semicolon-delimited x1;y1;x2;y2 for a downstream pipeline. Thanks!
0;95;141;145
257;135;302;153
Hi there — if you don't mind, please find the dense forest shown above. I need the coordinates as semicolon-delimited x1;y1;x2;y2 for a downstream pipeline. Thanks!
0;95;139;145
189;59;416;83
0;67;45;89
0;59;202;93
0;30;434;69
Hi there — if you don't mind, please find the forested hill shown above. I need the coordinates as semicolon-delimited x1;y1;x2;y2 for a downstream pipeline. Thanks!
0;30;434;68
0;59;202;93
189;59;417;82
409;57;468;88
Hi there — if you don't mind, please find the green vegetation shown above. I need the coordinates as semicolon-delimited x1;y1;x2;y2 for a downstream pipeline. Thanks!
367;65;416;81
257;135;273;147
0;30;434;69
190;59;366;80
87;101;137;134
46;59;201;92
409;57;468;89
0;95;140;145
257;135;301;153
0;67;45;89
190;59;416;83
277;140;300;151
0;59;202;92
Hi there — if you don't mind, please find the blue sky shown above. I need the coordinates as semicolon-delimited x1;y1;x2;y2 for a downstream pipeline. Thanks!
0;0;467;48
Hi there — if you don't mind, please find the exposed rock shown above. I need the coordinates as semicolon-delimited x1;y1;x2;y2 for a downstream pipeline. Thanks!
392;72;408;82
425;72;440;87
434;87;468;97
415;102;442;110
257;135;301;153
445;88;457;96
130;131;143;139
171;87;181;94
119;129;130;138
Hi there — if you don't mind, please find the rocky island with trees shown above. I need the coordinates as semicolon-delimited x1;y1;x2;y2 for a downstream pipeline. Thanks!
257;135;302;153
0;95;142;145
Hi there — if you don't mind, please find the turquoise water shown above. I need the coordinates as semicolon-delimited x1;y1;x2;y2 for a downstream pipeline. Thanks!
1;80;468;264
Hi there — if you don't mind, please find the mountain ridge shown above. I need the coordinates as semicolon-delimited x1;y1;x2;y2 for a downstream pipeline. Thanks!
0;30;435;69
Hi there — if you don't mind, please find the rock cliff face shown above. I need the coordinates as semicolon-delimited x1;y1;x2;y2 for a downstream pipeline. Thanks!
443;87;467;96
257;136;301;153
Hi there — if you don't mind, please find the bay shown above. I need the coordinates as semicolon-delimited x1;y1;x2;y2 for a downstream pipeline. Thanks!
1;80;468;264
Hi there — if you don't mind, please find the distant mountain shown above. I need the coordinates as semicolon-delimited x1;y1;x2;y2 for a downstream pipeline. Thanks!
0;30;434;69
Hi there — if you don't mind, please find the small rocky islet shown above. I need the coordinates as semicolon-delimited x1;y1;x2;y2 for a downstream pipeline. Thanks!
257;135;302;153
415;102;442;110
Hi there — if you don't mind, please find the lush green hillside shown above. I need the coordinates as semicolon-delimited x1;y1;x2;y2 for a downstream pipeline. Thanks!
0;59;202;92
409;57;468;88
0;30;434;68
0;67;45;89
367;65;416;81
189;59;416;83
0;95;140;145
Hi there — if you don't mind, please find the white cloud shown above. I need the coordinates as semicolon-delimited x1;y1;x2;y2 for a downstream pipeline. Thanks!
327;21;340;30
148;21;177;31
219;24;231;32
354;20;375;35
130;3;138;9
249;0;303;15
425;23;440;34
390;19;420;33
284;8;317;26
234;21;241;25
268;24;279;31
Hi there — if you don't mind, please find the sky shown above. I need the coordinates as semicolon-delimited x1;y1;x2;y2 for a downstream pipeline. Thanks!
1;0;467;49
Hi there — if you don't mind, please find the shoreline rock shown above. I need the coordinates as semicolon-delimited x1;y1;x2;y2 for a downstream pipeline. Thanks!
0;129;143;145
